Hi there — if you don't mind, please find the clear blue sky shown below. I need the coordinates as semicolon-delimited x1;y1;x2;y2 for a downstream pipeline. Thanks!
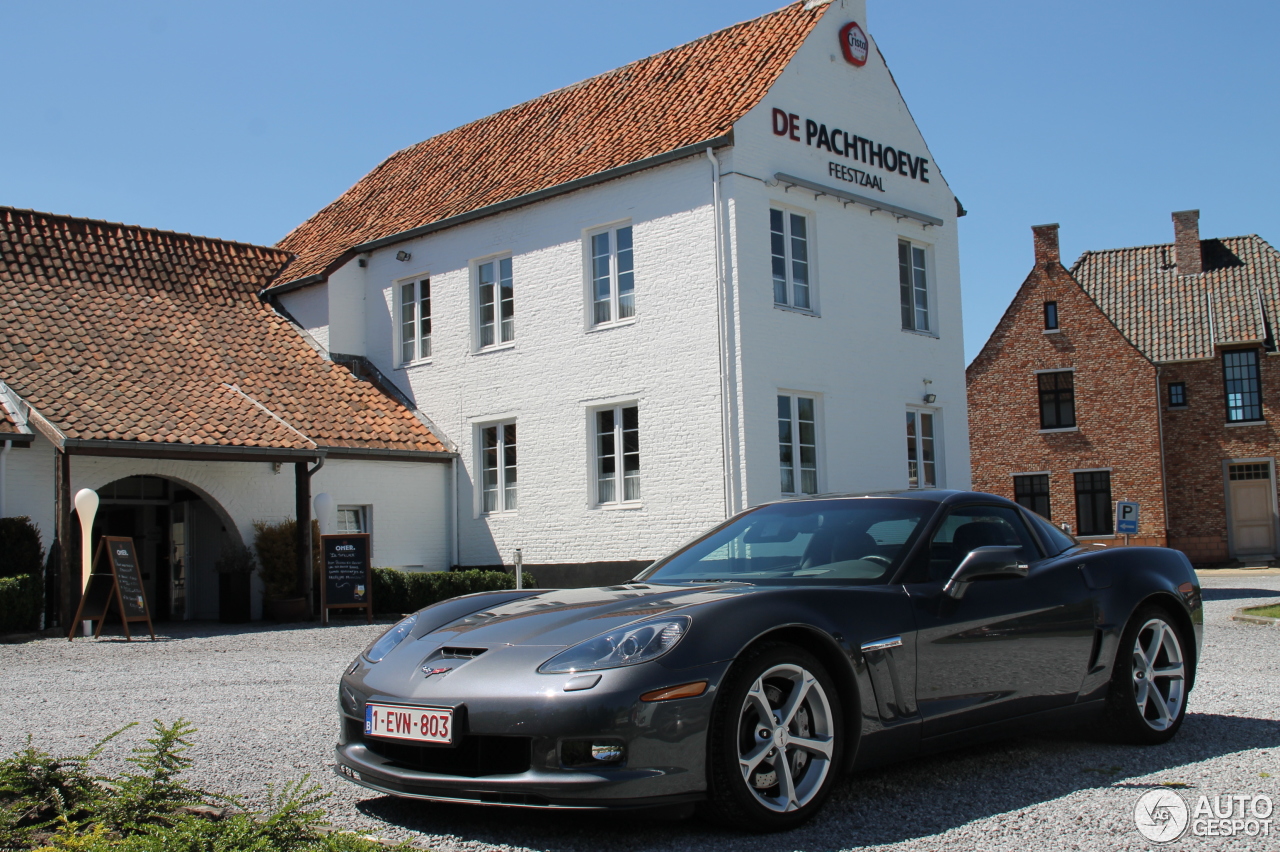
3;1;1276;362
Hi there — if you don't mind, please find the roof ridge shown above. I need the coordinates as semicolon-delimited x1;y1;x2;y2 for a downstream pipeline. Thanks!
1075;234;1261;259
1;205;293;260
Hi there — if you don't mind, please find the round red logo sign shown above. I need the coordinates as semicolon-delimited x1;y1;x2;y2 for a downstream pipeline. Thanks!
839;22;869;67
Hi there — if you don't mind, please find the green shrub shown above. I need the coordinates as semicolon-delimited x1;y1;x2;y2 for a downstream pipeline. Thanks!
0;517;44;580
1;722;405;852
252;520;320;599
371;568;536;614
0;573;41;634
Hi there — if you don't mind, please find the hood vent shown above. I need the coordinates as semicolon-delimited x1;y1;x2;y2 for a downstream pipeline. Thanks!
438;647;487;659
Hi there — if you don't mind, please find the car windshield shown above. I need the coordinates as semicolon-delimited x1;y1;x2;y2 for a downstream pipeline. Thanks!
639;498;937;586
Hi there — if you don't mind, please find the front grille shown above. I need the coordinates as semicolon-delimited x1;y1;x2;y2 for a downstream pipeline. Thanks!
365;735;532;777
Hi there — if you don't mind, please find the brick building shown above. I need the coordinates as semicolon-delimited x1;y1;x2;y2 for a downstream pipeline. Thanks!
968;210;1280;564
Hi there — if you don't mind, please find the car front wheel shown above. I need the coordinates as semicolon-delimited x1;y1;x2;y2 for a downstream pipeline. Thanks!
1103;605;1190;744
702;642;843;831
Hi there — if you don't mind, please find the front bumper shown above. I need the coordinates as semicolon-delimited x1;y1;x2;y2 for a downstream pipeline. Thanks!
335;651;730;809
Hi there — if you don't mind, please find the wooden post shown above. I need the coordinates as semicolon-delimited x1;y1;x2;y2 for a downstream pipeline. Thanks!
55;450;73;630
295;461;312;614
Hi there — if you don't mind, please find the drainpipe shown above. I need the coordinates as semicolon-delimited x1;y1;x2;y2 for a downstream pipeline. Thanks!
0;441;9;518
295;456;324;614
450;456;459;568
1155;365;1170;548
707;148;735;519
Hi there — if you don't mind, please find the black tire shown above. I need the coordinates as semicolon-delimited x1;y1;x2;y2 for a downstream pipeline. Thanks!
1102;605;1191;744
701;642;844;831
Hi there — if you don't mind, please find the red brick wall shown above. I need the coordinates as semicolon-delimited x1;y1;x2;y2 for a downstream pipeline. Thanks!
967;226;1167;543
1159;351;1280;562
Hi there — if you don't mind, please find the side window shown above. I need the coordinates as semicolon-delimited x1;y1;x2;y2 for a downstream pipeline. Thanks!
925;505;1040;582
899;239;930;332
771;208;812;310
1028;511;1078;557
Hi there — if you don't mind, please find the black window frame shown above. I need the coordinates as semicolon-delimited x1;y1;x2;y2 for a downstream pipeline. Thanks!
1167;382;1187;408
1013;473;1051;519
1043;301;1059;330
1073;470;1112;536
1223;349;1263;422
1038;370;1076;429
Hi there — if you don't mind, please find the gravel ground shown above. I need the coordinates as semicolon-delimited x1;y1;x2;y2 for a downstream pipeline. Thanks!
4;574;1278;852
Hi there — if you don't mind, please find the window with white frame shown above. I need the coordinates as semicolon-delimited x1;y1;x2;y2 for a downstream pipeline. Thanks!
590;225;634;325
480;422;517;512
771;208;811;310
398;278;431;363
778;394;817;494
906;409;937;488
899;240;930;332
476;257;514;348
336;505;370;534
596;405;639;504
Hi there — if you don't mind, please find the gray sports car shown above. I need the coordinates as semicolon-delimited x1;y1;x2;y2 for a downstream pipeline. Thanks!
335;490;1202;830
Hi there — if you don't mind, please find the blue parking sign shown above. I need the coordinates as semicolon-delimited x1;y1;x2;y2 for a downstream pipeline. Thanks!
1116;501;1140;534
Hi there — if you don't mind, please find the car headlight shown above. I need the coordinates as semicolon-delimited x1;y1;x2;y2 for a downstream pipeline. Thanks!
538;616;691;674
363;613;417;663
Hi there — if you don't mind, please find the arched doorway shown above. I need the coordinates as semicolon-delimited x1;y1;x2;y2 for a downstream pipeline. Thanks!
91;476;238;621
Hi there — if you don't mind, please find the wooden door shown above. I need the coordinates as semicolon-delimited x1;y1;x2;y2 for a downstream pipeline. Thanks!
1228;463;1277;557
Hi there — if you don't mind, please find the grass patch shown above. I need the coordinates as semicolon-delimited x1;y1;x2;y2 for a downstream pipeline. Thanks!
1242;603;1280;619
0;720;402;851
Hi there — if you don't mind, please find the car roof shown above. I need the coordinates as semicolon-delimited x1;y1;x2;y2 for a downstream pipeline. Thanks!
759;490;1015;507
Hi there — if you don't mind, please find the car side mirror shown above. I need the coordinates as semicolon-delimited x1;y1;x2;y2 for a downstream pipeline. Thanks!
943;546;1027;599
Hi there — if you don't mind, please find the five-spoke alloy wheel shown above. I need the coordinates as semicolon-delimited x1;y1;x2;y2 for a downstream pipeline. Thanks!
704;643;843;830
1105;605;1191;744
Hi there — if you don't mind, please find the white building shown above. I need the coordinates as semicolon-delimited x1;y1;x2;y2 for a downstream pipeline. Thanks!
0;208;453;624
271;0;971;583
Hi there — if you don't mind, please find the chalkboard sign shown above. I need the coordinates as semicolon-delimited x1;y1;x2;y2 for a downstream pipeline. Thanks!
108;538;149;620
68;537;155;641
321;533;372;625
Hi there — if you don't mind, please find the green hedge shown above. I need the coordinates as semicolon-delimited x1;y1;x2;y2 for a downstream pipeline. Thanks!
0;516;43;579
372;568;536;615
0;573;41;634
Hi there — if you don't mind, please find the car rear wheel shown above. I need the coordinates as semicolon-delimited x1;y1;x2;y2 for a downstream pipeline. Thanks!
702;642;843;831
1103;605;1190;744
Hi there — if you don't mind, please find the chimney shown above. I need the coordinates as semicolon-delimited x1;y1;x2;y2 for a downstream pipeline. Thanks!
1172;209;1202;276
1032;223;1060;268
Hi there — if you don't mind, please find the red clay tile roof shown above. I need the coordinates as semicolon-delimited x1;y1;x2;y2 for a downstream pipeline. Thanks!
0;207;446;455
273;1;825;288
1072;235;1280;362
0;398;25;438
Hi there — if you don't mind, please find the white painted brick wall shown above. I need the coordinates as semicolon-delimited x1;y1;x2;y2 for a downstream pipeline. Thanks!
2;433;451;617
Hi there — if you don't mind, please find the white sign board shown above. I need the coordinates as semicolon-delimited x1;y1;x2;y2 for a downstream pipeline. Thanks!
1116;501;1140;534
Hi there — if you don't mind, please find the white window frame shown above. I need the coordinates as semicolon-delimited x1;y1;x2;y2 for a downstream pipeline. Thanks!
593;403;640;507
473;254;515;351
899;238;934;334
778;392;820;495
770;205;816;313
477;420;517;514
336;504;371;534
586;222;635;328
395;275;432;366
906;407;940;489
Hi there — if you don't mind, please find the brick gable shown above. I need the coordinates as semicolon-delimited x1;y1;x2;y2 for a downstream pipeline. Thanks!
967;225;1166;541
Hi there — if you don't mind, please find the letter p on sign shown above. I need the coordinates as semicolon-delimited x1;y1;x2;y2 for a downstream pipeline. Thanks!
1116;501;1140;534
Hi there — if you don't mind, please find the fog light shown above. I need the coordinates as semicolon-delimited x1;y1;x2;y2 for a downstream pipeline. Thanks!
590;743;625;763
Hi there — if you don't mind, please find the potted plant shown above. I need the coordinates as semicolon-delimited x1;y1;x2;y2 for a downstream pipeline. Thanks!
213;541;255;624
253;519;320;622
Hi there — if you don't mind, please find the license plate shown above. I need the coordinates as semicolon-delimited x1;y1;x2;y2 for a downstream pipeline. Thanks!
364;703;454;744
